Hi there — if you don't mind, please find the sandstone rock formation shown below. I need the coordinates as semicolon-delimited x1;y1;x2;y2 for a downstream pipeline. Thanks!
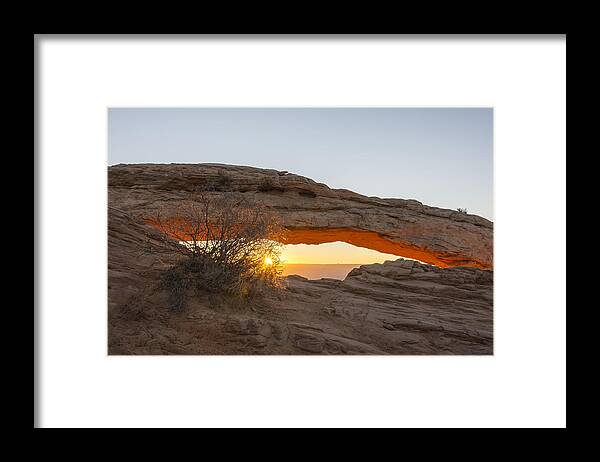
108;163;493;355
109;163;493;269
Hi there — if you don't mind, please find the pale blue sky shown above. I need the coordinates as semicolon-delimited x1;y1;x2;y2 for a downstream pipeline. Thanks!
108;108;493;220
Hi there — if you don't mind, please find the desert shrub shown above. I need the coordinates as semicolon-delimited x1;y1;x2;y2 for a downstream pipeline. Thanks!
159;263;192;312
146;192;284;311
457;207;468;214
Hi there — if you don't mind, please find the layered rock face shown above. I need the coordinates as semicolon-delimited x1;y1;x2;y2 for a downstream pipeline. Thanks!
109;163;493;269
108;163;493;355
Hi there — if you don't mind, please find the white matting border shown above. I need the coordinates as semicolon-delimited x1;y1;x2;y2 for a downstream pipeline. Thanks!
36;36;566;428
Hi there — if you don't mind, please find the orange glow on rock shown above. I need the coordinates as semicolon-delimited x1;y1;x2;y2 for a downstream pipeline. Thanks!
145;218;492;270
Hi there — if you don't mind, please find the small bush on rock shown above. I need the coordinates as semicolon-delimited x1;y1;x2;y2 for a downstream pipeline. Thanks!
146;192;284;311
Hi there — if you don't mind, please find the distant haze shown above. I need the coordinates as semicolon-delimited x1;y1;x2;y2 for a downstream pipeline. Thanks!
109;108;493;220
282;264;362;281
280;241;417;280
281;241;399;265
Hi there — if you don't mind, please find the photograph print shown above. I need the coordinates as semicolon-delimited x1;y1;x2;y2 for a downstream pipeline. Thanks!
107;107;493;355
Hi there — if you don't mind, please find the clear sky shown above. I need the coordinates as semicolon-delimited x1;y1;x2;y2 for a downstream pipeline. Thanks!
108;108;493;220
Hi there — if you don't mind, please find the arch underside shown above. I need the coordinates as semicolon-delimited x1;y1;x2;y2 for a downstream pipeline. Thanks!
146;217;490;269
282;227;490;269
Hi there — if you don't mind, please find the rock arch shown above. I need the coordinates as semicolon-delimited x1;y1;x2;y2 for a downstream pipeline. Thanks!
109;163;493;269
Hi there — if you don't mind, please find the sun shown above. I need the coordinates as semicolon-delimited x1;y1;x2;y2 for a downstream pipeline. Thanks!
264;256;273;266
